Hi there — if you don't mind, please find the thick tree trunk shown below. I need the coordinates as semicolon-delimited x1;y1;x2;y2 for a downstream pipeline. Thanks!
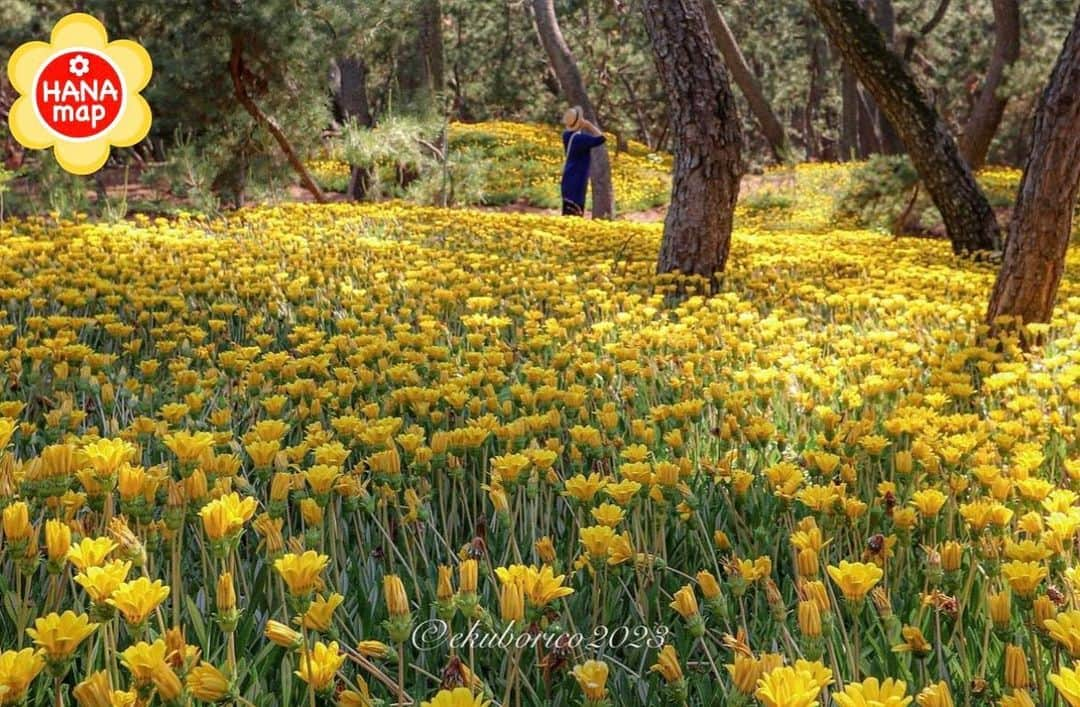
840;65;860;160
809;0;1000;253
334;56;374;201
959;0;1020;170
531;0;614;219
417;0;446;96
399;0;445;111
701;1;788;161
643;0;743;286
987;8;1080;329
335;56;372;129
229;34;326;204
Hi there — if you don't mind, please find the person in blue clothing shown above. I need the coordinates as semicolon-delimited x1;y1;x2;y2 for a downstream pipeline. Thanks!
560;106;606;216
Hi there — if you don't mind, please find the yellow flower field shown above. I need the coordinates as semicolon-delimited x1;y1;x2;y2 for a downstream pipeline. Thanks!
0;165;1079;706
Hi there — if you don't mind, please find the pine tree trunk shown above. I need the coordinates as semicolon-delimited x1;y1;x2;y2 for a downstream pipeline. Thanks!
399;0;445;111
334;56;374;201
959;0;1020;170
840;65;859;160
531;0;614;219
809;0;1000;253
987;8;1080;329
643;0;743;286
701;1;788;162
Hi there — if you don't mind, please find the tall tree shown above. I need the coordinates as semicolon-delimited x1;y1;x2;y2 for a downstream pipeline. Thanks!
333;56;375;200
959;0;1021;170
643;0;743;285
399;0;446;110
531;0;614;219
809;0;1000;253
987;8;1080;330
700;1;788;161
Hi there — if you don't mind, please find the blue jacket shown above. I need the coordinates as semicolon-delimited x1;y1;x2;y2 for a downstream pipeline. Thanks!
561;130;606;208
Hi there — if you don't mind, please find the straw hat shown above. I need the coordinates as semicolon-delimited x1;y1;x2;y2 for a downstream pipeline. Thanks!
562;106;583;130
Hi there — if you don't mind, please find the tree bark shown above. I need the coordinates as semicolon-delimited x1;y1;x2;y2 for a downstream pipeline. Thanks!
871;0;904;154
701;0;788;161
643;0;743;286
334;56;374;201
809;0;1000;253
229;33;326;204
531;0;614;219
987;8;1080;329
959;0;1020;170
417;0;446;96
840;64;860;160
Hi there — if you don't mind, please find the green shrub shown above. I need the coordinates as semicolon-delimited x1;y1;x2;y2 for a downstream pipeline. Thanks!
834;155;938;234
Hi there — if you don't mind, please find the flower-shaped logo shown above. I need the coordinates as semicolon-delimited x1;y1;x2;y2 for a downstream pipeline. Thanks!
7;13;152;175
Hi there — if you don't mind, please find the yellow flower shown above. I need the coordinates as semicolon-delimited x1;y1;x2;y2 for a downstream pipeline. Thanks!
72;670;137;707
296;641;345;693
186;662;232;702
1004;644;1029;690
199;492;257;541
459;559;478;594
0;648;46;705
564;473;607;503
571;660;609;701
670;584;699;619
650;644;683;683
151;662;183;701
755;661;832;707
75;560;131;603
107;576;169;626
44;519;71;564
356;641;392;659
302;593;344;632
915;681;953;707
1051;662;1080;707
590;502;625;527
274;550;329;596
1000;561;1048;597
67;537;118;571
26;611;98;659
163;430;216;464
999;689;1036;707
500;582;524;623
1;501;31;541
1049;612;1080;658
383;574;410;617
832;677;912;707
578;525;617;559
798;600;822;638
265;620;303;649
420;687;490;707
80;438;135;476
909;489;947;517
119;639;168;684
892;626;931;657
524;565;574;607
437;565;455;602
827;561;884;602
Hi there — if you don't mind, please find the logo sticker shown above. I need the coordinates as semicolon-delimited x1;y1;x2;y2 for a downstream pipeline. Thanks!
8;13;152;175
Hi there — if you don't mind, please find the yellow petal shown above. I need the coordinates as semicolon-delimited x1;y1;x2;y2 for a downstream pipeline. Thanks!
51;13;109;50
53;137;110;175
105;40;152;92
7;41;52;95
108;94;151;146
8;97;55;149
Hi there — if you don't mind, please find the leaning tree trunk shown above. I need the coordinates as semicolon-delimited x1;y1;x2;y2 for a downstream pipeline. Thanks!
809;0;1000;253
531;0;614;219
701;1;788;161
643;0;743;287
959;0;1020;170
229;33;326;203
987;8;1080;330
334;56;374;201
